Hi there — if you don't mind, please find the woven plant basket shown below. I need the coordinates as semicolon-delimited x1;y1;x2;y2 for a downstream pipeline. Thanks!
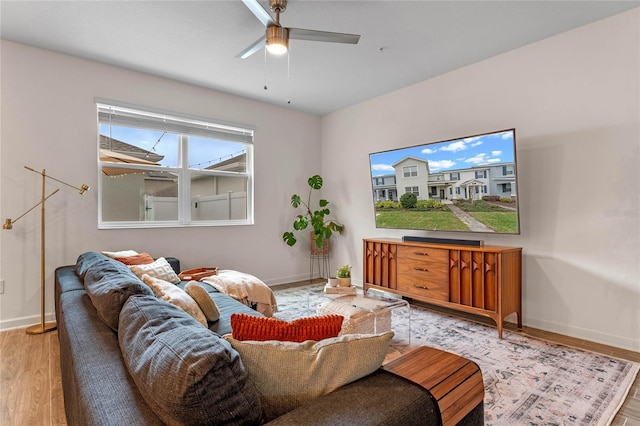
310;232;330;255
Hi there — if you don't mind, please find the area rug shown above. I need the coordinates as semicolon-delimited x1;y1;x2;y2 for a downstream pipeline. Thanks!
272;284;639;426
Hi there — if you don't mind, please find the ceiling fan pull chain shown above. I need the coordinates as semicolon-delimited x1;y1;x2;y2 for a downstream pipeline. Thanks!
286;50;291;104
263;47;268;90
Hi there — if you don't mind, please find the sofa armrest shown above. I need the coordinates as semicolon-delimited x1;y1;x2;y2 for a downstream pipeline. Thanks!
165;257;181;274
264;370;441;426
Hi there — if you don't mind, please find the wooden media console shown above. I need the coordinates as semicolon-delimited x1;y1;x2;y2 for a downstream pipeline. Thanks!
363;238;522;338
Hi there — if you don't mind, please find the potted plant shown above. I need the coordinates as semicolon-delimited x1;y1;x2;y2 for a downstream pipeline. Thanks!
336;264;352;287
282;175;344;250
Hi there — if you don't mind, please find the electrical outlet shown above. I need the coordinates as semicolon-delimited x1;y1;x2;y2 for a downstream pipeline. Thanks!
0;280;4;294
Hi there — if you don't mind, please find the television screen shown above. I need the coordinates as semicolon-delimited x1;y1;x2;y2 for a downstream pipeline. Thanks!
369;128;520;235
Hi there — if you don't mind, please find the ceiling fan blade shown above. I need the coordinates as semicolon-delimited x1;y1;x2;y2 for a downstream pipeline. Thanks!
241;0;274;27
288;28;360;44
236;35;266;59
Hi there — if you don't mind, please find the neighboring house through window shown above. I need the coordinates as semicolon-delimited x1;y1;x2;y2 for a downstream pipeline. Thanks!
97;101;254;228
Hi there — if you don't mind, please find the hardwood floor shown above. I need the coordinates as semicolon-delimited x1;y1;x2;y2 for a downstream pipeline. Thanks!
1;300;638;426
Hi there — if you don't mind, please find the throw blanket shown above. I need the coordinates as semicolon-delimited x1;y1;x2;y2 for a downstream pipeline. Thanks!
202;270;278;317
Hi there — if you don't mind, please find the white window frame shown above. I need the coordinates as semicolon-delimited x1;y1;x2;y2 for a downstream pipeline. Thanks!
404;186;419;196
97;100;254;229
403;166;418;178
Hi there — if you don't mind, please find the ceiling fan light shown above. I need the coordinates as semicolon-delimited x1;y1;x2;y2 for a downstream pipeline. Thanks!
267;42;287;55
266;26;288;55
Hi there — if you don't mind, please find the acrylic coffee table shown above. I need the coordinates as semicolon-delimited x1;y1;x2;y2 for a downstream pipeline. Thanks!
309;286;411;344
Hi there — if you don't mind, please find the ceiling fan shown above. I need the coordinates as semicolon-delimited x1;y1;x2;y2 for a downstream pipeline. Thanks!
236;0;361;59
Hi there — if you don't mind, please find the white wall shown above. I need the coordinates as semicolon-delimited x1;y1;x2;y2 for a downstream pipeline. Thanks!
321;9;639;351
2;9;638;351
0;40;321;329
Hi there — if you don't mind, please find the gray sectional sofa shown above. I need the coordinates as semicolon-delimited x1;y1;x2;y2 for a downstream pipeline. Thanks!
55;252;484;425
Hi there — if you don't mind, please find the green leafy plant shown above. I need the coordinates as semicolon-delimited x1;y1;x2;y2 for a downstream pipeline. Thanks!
400;192;417;208
336;264;351;278
282;175;344;248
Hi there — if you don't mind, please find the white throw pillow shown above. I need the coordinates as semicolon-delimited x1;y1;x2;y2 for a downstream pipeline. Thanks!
129;257;180;284
101;249;138;259
141;274;207;327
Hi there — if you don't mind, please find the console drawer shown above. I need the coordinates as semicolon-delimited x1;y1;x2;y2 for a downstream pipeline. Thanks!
397;259;449;301
398;246;448;263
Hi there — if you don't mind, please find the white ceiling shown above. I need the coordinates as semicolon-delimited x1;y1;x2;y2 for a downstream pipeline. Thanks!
1;1;637;116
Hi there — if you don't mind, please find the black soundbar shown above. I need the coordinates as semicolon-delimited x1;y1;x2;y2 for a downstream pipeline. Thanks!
402;236;484;247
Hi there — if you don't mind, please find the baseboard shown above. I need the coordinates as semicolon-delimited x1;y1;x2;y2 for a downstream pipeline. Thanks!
524;316;640;353
0;312;56;332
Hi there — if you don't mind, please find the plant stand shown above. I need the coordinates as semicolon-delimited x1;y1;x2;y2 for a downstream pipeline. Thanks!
309;237;330;282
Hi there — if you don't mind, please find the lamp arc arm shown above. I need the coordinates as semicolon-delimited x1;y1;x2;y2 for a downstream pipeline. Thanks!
3;189;59;229
24;166;89;194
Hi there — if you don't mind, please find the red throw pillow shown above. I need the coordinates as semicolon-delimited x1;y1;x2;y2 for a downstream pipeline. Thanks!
231;313;344;342
114;252;155;266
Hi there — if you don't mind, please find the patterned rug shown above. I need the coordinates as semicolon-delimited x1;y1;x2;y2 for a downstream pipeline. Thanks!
272;284;639;426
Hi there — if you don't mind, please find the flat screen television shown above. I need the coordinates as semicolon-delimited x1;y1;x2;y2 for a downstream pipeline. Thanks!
368;128;520;235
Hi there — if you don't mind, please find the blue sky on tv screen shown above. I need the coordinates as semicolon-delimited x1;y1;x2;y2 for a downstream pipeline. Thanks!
369;130;515;177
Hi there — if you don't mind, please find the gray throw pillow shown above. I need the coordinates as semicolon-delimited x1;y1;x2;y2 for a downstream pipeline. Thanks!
118;295;262;426
76;251;111;279
82;255;153;331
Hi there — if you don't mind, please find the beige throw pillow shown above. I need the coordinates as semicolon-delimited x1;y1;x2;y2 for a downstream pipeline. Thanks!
141;274;207;327
224;331;393;421
129;257;180;284
185;281;220;323
101;249;138;259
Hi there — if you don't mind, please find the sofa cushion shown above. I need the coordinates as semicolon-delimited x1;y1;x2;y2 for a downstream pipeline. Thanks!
82;254;153;331
224;331;393;421
230;313;344;342
129;257;181;284
57;289;165;425
177;282;263;336
185;281;220;323
141;274;207;326
119;295;262;426
263;370;441;426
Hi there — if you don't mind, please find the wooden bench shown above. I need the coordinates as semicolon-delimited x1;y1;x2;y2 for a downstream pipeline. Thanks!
382;346;484;425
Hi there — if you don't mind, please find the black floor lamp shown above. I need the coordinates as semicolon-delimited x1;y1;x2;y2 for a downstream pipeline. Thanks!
3;166;89;335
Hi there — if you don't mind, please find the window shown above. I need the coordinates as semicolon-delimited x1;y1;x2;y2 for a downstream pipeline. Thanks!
403;166;418;178
503;165;514;176
405;186;419;196
450;172;460;181
475;170;486;179
456;187;461;195
500;183;512;193
97;101;254;228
